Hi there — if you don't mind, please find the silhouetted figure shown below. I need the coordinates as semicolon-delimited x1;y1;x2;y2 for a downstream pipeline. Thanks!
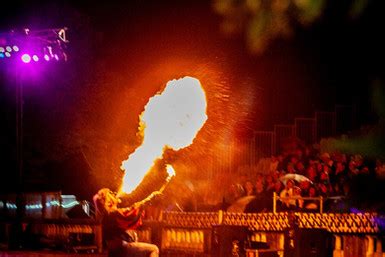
93;188;160;257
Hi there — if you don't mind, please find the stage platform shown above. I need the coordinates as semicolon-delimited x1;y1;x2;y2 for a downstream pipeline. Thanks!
0;251;107;257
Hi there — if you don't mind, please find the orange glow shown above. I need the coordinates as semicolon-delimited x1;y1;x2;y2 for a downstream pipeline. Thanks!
120;76;208;194
166;164;176;181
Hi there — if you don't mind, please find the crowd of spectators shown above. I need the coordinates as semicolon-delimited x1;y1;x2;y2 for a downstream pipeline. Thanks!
221;144;384;213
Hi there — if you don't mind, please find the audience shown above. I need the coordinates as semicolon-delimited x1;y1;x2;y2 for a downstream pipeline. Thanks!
219;142;377;213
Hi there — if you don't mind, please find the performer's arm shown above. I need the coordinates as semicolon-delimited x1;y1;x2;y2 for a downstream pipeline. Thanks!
132;191;162;209
117;191;162;215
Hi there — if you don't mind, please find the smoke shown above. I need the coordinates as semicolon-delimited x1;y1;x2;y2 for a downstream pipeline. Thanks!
321;79;385;159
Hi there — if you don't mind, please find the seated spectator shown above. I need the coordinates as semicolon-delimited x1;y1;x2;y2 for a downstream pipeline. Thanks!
331;182;343;196
255;179;265;196
276;155;285;171
299;180;311;196
279;179;296;210
304;186;320;212
273;180;284;196
319;171;330;185
293;186;304;210
375;159;385;178
255;179;269;211
286;163;297;174
266;180;284;211
348;159;360;176
244;178;270;213
295;161;306;175
220;183;245;210
332;161;347;185
265;174;276;192
317;182;331;197
316;162;324;175
256;173;264;185
320;152;333;167
306;166;318;183
244;180;255;196
289;154;299;166
269;156;279;173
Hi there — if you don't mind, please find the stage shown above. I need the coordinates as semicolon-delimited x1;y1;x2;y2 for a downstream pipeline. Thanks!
0;251;106;257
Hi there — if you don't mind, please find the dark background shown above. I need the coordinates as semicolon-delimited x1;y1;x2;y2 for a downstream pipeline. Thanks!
0;0;384;200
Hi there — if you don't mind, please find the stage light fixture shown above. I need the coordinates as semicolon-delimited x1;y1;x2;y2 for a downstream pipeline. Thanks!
21;54;31;63
0;27;68;64
0;53;4;58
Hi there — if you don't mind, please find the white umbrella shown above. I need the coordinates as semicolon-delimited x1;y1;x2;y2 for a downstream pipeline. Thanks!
279;173;312;185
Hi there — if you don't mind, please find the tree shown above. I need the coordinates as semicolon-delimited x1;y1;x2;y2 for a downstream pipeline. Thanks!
212;0;371;54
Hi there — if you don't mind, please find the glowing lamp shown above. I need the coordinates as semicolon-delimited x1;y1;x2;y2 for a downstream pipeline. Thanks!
5;52;11;57
6;46;12;52
54;54;59;61
44;54;50;61
13;45;19;52
21;54;31;63
32;55;39;62
0;47;4;52
0;53;4;58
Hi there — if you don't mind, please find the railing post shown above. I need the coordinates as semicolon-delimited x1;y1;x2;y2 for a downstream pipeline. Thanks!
94;224;103;253
375;236;382;257
57;191;62;219
158;210;163;222
278;233;285;257
333;235;344;257
366;235;374;257
273;192;277;214
320;196;324;214
218;210;223;225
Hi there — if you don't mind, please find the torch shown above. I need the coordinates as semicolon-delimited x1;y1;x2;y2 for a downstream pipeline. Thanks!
129;164;176;209
158;164;176;193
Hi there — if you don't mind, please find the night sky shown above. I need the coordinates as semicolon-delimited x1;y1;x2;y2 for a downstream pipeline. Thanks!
0;0;384;200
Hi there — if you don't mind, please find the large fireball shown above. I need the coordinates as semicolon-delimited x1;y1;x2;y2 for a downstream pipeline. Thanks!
120;76;208;193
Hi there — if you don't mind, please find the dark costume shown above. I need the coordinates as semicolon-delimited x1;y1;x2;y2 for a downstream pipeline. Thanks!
94;189;159;257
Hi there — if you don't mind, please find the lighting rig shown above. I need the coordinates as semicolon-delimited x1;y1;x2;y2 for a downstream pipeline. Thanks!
0;27;68;64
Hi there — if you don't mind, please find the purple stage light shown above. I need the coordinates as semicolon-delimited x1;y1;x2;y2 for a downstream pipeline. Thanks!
21;54;31;63
1;28;68;65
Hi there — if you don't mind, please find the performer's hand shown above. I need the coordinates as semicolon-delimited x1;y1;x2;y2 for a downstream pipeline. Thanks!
149;191;162;198
145;191;163;203
131;191;163;209
119;206;134;215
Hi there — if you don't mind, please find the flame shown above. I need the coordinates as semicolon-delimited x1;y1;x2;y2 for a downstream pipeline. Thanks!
166;164;176;181
120;76;208;194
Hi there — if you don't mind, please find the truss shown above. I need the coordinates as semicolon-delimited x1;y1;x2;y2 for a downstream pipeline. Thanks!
0;27;69;62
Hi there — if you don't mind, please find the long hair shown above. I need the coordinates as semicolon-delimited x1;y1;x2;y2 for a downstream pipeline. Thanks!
93;188;119;222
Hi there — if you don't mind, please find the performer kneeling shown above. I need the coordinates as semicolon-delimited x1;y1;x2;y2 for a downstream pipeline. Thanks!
93;188;160;257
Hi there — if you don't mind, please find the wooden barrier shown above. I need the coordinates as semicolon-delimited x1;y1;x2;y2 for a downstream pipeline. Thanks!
142;211;385;257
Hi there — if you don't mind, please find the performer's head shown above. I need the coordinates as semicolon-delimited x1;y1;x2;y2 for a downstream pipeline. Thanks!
93;188;120;216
